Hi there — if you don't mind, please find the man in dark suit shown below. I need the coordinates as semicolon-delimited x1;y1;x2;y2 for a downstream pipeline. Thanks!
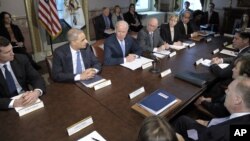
201;2;219;32
104;21;142;65
174;77;250;141
0;36;45;110
93;7;114;40
137;17;168;52
210;31;250;79
52;28;101;83
176;11;198;40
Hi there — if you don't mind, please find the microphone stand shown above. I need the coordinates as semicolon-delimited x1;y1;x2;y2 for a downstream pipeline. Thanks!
150;53;160;73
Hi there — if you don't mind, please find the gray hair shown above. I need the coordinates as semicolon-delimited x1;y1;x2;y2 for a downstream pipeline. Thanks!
115;20;129;31
235;77;250;109
67;28;83;42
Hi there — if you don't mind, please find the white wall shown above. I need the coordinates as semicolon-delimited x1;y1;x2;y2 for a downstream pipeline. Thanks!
89;0;132;10
0;0;26;17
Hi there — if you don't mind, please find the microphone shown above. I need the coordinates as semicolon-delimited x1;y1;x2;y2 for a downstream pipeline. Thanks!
149;52;160;73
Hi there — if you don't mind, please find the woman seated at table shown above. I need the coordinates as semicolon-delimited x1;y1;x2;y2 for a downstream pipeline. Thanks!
160;15;182;45
123;3;143;32
0;11;41;70
112;5;124;26
233;13;250;34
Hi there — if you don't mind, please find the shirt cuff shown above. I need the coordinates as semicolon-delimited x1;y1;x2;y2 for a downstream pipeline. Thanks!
221;58;224;63
34;89;43;96
153;48;158;52
124;58;126;63
94;69;99;73
8;99;15;108
74;74;81;81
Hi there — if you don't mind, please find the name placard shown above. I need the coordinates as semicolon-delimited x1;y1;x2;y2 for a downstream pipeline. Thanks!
223;42;228;46
224;33;234;38
206;38;212;42
142;62;152;69
195;58;203;65
214;33;220;37
212;48;220;54
67;116;93;136
18;101;44;116
129;87;145;99
189;43;196;48
160;69;172;78
94;80;111;90
169;51;176;58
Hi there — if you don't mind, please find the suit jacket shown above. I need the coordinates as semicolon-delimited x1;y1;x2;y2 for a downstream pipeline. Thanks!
160;23;182;44
123;11;143;32
52;43;102;82
104;34;142;65
0;24;24;45
137;27;164;52
0;54;45;110
202;11;219;32
176;20;194;40
210;46;250;78
174;114;250;141
94;14;114;40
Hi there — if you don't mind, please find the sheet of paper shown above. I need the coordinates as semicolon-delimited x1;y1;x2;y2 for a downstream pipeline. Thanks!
11;94;41;112
201;59;211;67
104;29;115;34
220;49;237;57
153;53;165;58
169;45;186;50
120;56;153;70
154;50;171;55
78;131;106;141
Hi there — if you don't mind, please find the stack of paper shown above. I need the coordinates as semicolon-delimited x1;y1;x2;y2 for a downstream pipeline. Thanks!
153;50;171;58
220;49;237;57
81;75;106;88
78;131;106;141
201;59;229;69
169;45;186;50
120;56;153;70
139;89;177;115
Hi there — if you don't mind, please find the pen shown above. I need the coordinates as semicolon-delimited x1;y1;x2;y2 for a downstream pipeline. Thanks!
92;137;100;141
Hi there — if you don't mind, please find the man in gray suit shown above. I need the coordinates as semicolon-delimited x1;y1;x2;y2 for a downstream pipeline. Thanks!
137;18;168;53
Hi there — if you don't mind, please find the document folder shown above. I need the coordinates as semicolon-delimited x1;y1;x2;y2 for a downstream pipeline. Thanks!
80;75;106;88
175;71;207;87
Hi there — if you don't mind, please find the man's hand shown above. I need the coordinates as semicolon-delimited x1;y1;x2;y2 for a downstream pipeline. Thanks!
211;57;222;64
13;90;40;107
80;68;96;80
173;41;183;46
196;119;209;127
126;54;136;62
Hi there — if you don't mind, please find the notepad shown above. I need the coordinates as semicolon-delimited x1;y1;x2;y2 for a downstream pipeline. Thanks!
153;50;171;58
220;49;237;57
169;45;186;50
120;56;153;70
201;59;229;69
139;89;177;115
78;131;106;141
80;75;106;88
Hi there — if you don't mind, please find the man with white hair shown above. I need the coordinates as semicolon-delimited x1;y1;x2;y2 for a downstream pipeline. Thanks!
104;21;142;65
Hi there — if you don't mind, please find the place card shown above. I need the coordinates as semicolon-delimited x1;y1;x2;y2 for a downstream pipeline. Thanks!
214;33;220;37
224;33;234;38
212;48;220;54
142;62;152;69
223;42;228;46
94;80;111;90
17;101;44;116
160;69;172;78
195;58;203;65
67;116;93;136
206;38;212;42
189;43;196;48
129;87;145;99
169;51;176;58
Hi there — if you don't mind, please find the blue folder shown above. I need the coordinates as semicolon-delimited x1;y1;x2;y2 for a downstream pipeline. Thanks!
139;89;177;115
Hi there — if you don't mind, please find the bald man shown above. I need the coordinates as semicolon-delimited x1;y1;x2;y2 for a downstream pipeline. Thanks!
52;28;101;82
137;18;168;52
104;21;142;65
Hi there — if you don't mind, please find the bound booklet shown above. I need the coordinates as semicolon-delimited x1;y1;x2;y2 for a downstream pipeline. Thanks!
80;75;106;88
175;71;208;87
138;89;177;115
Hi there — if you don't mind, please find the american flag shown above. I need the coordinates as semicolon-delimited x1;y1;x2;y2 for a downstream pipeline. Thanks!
38;0;62;39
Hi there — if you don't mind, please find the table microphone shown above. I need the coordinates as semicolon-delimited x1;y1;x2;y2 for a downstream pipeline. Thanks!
150;53;160;73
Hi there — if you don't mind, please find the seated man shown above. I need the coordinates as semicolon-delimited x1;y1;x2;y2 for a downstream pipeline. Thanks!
210;31;250;79
137;17;168;52
94;7;114;40
52;28;101;83
104;21;142;65
0;36;45;110
174;77;250;141
176;11;198;40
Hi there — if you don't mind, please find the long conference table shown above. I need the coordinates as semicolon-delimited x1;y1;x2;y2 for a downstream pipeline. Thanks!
0;34;234;141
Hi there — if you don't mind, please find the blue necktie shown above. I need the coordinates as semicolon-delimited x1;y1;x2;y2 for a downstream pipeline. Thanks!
120;40;126;57
76;51;82;74
3;65;17;96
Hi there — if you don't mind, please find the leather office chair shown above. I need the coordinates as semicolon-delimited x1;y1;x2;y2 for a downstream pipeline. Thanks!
45;55;53;81
91;44;104;65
